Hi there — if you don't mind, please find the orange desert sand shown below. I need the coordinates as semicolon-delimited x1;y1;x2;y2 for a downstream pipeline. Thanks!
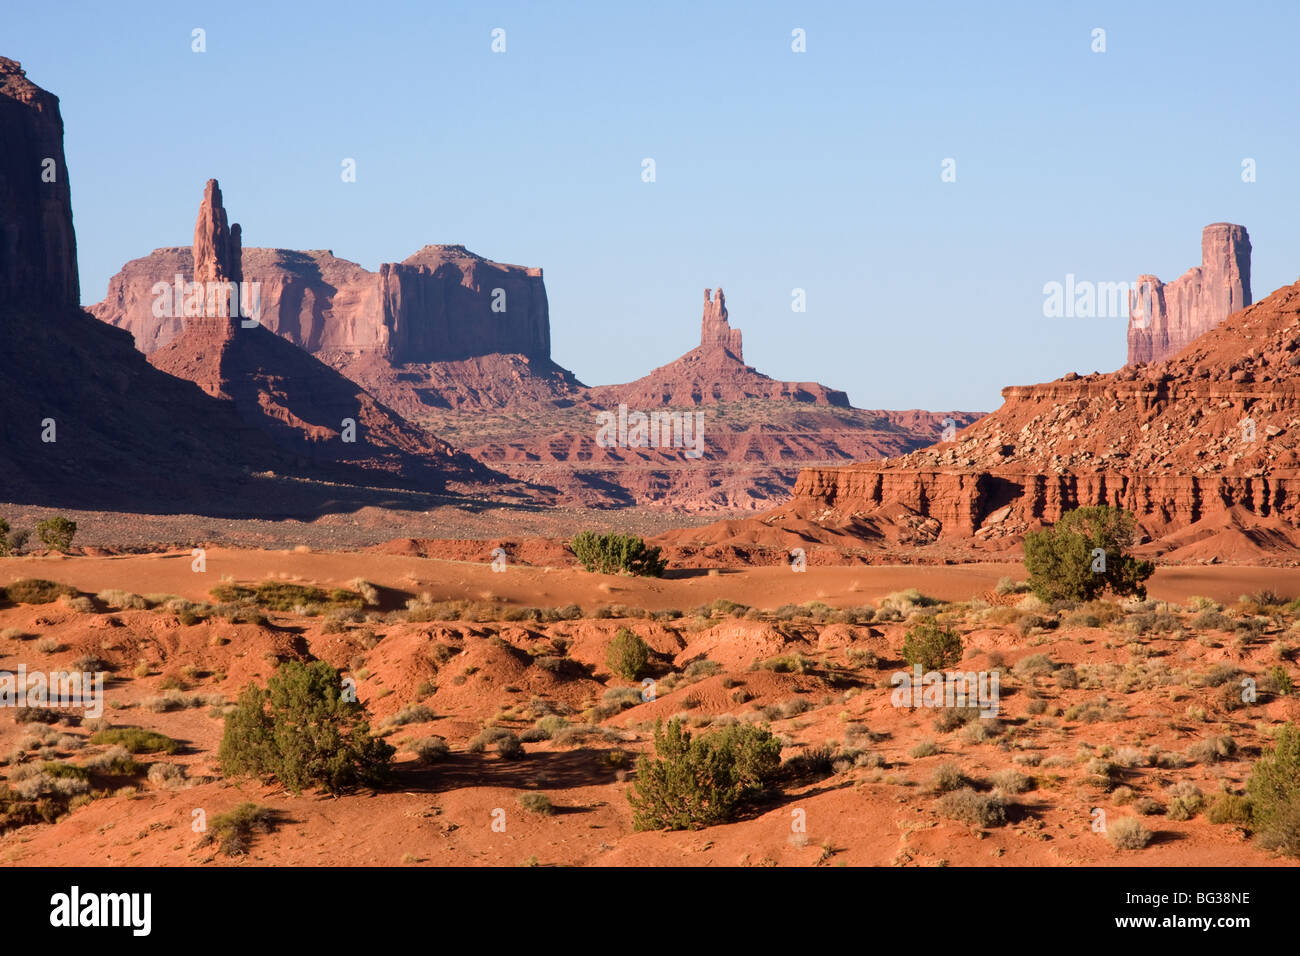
2;550;1296;867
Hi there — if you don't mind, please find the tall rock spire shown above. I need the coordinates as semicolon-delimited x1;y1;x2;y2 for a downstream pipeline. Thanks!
192;178;241;285
700;288;743;359
186;178;242;338
1127;223;1252;366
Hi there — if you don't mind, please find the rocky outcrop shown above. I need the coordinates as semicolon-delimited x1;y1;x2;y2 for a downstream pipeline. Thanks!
192;179;240;286
376;245;550;363
441;290;979;512
1127;223;1252;366
90;179;977;512
778;276;1300;558
0;57;78;309
700;288;743;357
94;240;550;363
144;180;513;491
586;288;851;408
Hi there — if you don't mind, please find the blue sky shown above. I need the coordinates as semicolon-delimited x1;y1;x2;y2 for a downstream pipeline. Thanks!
9;0;1298;410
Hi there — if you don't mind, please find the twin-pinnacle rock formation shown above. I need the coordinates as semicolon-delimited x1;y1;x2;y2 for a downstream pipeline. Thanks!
142;180;508;492
1127;223;1252;367
700;287;743;356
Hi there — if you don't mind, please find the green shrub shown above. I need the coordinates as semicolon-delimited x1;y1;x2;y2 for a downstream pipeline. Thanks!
2;579;76;605
218;660;394;795
606;627;651;681
570;531;667;577
35;516;77;553
1023;506;1154;602
1207;793;1252;826
1264;665;1294;697
208;802;277;856
901;620;963;672
517;792;553;815
1246;723;1300;857
89;728;179;755
628;719;781;830
5;527;30;554
209;580;364;613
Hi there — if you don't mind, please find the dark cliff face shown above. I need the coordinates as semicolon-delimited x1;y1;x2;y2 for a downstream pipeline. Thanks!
0;57;78;310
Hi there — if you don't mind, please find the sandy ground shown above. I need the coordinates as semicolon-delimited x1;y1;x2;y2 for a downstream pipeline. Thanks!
1;551;1298;868
4;551;1300;611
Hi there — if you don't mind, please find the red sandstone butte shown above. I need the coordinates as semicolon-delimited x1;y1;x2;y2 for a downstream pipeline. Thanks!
585;288;851;408
465;289;979;512
94;240;550;365
144;179;515;493
786;276;1300;559
659;269;1300;560
1127;223;1251;367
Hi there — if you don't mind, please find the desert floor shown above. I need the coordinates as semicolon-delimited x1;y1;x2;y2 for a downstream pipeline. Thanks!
1;552;1298;867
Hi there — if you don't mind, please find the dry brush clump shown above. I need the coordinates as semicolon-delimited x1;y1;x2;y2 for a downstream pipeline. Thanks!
1106;816;1152;850
517;792;553;815
202;803;278;856
935;787;1008;828
407;736;449;764
2;579;77;605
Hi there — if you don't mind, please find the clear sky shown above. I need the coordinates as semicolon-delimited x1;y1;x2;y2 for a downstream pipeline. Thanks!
8;0;1298;411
